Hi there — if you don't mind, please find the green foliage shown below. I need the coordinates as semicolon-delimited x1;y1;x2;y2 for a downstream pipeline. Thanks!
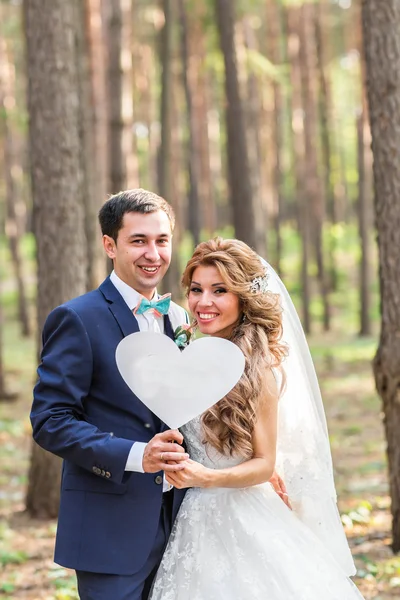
47;567;79;599
246;48;288;84
0;548;28;566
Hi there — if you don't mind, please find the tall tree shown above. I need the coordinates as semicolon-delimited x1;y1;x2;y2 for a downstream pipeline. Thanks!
266;0;287;275
104;0;126;194
314;0;338;292
299;3;330;331
24;0;88;518
178;0;201;246
0;32;31;336
362;0;400;551
158;0;181;299
214;0;258;251
83;0;107;289
287;5;311;333
242;17;267;257
0;202;17;402
356;110;372;337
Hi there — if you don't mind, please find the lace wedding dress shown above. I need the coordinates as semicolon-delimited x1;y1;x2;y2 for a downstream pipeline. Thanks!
150;416;364;600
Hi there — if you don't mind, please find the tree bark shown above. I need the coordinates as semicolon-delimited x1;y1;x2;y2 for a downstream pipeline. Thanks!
214;0;258;250
315;0;338;292
158;0;181;300
0;31;31;337
189;7;216;235
299;3;330;332
362;0;400;551
158;0;173;202
356;111;372;337
266;0;287;275
178;0;201;246
84;0;108;288
242;17;267;257
104;0;126;194
24;0;88;518
287;5;311;333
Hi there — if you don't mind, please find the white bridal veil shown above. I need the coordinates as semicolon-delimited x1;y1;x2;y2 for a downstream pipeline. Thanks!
261;258;356;576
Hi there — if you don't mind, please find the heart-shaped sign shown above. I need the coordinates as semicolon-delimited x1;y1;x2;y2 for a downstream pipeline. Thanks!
116;332;245;429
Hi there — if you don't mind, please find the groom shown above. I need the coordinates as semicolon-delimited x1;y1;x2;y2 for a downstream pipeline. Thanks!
30;189;190;600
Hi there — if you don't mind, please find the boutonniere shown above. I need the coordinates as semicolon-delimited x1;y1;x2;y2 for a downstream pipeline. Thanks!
174;324;194;349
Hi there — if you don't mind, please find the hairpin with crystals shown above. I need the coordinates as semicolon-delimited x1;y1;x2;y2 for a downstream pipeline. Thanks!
250;268;269;294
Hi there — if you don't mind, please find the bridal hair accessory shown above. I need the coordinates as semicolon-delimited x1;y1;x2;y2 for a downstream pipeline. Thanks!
250;268;269;294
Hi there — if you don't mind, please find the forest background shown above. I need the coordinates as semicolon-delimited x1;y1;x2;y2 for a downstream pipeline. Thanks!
1;0;399;598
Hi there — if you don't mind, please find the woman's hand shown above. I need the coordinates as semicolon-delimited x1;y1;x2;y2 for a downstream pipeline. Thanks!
165;459;213;489
269;470;292;509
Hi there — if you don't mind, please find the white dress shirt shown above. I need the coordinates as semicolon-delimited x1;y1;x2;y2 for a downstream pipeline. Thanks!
110;271;171;490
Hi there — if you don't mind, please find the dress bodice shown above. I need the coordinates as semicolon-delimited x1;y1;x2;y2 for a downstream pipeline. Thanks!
181;416;244;470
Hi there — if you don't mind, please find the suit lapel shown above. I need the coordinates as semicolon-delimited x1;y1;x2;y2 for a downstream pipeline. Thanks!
98;277;140;338
99;277;162;429
163;313;175;341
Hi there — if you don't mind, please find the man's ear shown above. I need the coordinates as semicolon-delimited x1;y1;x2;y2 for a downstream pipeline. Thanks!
102;235;116;259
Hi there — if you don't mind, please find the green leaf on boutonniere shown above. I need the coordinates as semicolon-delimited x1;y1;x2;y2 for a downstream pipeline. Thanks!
173;324;194;349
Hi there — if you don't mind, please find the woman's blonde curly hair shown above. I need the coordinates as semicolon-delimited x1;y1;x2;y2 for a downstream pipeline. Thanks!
182;238;288;459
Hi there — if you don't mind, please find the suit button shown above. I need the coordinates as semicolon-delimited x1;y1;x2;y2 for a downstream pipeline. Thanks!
92;466;100;475
101;470;106;477
144;423;151;429
105;471;111;479
155;475;163;485
110;432;114;437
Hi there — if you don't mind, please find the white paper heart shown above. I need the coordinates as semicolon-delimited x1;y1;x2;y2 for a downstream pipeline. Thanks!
116;332;245;429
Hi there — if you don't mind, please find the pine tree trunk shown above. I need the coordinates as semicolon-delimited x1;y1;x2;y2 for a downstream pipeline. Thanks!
315;0;338;292
76;0;103;291
178;0;201;246
104;0;126;194
158;0;181;300
242;17;267;257
299;3;330;332
362;0;400;551
357;111;372;337
287;5;311;333
266;0;287;275
189;8;215;235
0;33;31;337
85;0;108;288
215;0;257;250
24;0;88;518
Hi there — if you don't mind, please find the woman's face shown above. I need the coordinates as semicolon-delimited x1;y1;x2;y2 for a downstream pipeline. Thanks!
188;265;241;338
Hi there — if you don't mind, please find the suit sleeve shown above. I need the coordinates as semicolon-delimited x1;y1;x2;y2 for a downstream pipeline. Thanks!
31;305;133;485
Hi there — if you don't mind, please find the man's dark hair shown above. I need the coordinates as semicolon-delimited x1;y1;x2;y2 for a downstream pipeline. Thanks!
98;188;175;242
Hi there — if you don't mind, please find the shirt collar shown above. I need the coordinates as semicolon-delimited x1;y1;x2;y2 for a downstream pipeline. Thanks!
110;271;158;311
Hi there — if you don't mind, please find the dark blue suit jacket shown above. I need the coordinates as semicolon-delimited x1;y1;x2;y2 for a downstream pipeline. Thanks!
31;277;186;575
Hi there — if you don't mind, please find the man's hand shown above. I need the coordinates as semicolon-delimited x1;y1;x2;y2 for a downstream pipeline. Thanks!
269;470;292;509
142;430;189;473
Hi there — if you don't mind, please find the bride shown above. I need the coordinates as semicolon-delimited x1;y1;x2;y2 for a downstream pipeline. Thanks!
150;237;364;600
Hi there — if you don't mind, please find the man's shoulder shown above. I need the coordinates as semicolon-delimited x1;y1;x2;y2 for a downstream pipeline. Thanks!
61;288;103;312
48;288;105;324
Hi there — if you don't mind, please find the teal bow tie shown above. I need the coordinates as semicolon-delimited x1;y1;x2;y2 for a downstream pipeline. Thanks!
134;293;171;317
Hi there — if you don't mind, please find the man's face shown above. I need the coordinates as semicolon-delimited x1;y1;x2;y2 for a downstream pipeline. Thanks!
103;210;172;299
